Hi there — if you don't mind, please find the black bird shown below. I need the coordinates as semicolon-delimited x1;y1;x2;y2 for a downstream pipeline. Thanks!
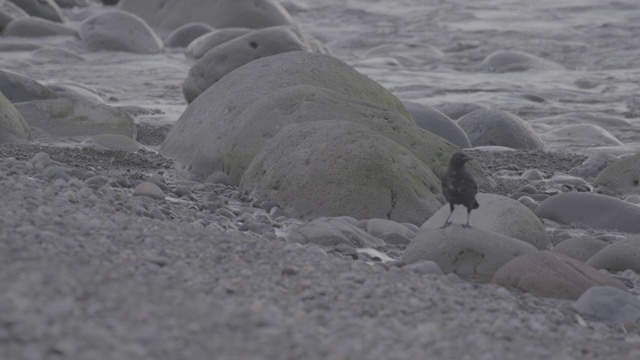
440;152;479;228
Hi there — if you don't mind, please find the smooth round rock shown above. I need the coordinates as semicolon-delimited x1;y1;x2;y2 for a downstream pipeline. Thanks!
573;286;640;325
2;16;77;37
535;192;640;233
403;225;537;281
0;0;28;31
8;0;64;22
594;154;640;195
402;101;471;148
458;109;545;150
492;251;626;300
586;237;640;273
552;236;610;262
164;22;214;48
133;182;166;200
482;50;565;73
541;124;623;149
287;217;385;248
205;171;231;186
569;153;618;179
434;102;486;120
240;120;444;225
161;51;414;180
14;98;136;141
183;25;329;102
79;11;163;54
81;134;144;152
0;69;58;103
185;27;253;59
0;90;33;144
422;193;551;250
118;0;294;31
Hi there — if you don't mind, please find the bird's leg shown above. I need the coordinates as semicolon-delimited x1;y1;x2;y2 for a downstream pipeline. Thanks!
463;207;471;228
440;204;455;228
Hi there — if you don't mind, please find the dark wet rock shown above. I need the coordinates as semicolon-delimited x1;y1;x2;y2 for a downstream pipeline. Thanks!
118;0;294;31
287;217;385;248
161;51;416;179
422;193;551;250
240;121;443;225
535;192;640;233
0;0;28;31
185;27;253;59
492;251;626;300
403;225;536;281
482;50;565;73
0;90;33;144
586;237;640;273
458;109;545;150
552;236;610;262
8;0;64;22
2;15;76;37
183;25;329;102
14;98;136;141
402;101;471;148
79;11;163;54
0;69;58;103
434;102;487;120
164;22;214;48
594;153;640;195
573;286;640;325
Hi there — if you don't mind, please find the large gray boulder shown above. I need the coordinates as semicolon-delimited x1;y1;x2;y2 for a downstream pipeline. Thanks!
535;192;640;233
586;237;640;273
458;109;545;150
185;28;254;59
160;52;414;180
402;101;471;148
2;16;77;37
240;120;444;225
0;69;58;103
118;0;294;32
183;26;329;102
422;193;551;250
0;0;28;31
482;50;565;73
222;84;457;185
402;225;537;281
0;90;33;143
594;154;640;195
7;0;63;22
79;11;163;54
14;98;136;141
492;251;626;300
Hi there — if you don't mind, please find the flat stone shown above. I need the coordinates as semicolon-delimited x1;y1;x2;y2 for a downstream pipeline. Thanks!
492;251;626;300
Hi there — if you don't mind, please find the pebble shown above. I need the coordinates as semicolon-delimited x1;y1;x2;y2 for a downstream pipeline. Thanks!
133;182;166;200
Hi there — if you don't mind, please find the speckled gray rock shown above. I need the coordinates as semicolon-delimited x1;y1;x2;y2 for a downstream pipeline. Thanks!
185;27;253;59
183;25;329;102
492;251;626;300
79;11;163;54
161;51;413;180
2;16;77;37
8;0;64;22
402;101;471;148
133;181;166;200
0;69;58;103
552;236;610;262
164;22;214;48
240;120;443;225
287;217;385;248
118;0;294;31
14;98;136;141
458;109;545;150
586;237;640;273
482;50;565;73
0;0;28;31
0;90;33;144
573;286;640;325
403;225;537;281
594;154;640;195
422;193;551;250
535;192;640;233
